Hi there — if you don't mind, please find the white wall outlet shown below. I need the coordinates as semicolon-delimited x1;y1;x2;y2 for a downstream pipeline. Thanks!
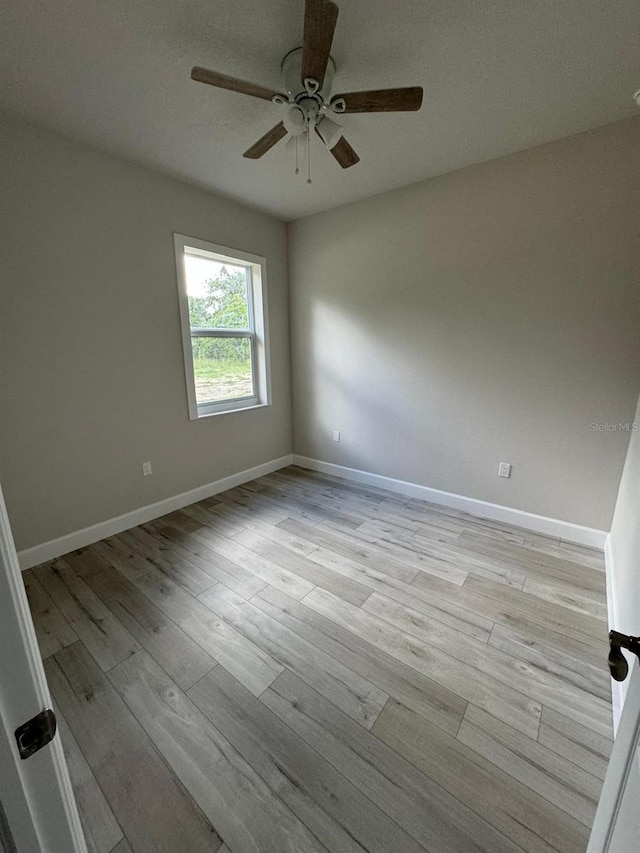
498;462;511;478
142;461;153;476
333;430;341;442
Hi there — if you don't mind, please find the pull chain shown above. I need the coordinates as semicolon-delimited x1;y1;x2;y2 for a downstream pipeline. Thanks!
307;128;312;184
294;136;299;175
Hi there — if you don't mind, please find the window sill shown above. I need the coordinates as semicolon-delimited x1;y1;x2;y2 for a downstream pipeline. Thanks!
191;401;271;421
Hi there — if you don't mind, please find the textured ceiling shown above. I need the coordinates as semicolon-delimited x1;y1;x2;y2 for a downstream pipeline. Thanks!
1;0;639;220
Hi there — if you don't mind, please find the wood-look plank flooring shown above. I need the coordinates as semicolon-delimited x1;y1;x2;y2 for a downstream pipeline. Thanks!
26;466;612;853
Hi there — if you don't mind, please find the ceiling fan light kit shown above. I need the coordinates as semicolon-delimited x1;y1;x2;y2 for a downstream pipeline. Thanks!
190;0;423;180
283;104;308;137
316;115;344;150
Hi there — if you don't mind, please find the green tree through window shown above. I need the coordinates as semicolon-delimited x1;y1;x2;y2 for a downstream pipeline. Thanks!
188;266;249;330
187;266;254;404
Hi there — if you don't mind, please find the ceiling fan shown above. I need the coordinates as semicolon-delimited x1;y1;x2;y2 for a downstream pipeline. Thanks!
191;0;423;173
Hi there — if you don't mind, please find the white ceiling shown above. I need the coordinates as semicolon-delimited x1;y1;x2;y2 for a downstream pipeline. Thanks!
1;0;638;221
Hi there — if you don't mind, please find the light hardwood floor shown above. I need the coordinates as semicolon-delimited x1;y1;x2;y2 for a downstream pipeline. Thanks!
25;466;613;853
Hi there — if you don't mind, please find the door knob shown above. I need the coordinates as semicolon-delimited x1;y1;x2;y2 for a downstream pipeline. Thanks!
608;630;640;682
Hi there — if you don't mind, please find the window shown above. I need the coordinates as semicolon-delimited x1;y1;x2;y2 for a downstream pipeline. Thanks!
174;234;271;418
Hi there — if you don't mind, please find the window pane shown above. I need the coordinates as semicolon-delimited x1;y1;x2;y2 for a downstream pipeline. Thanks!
184;253;250;330
191;336;254;405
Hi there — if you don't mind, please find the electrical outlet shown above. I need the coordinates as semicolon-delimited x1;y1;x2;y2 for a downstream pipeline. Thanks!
498;462;511;479
142;461;153;476
333;430;340;442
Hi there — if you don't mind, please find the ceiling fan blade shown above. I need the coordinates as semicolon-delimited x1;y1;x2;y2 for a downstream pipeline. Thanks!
243;122;288;159
332;87;423;113
301;0;339;89
191;66;280;101
329;135;360;169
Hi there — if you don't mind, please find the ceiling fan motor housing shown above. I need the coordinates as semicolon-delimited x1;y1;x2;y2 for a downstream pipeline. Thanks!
281;47;336;105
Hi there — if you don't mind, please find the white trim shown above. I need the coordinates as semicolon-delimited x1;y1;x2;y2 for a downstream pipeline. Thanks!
0;483;87;852
586;663;640;852
604;534;626;733
18;455;293;570
292;455;607;549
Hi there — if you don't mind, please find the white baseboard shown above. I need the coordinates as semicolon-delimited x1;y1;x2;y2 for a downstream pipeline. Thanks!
292;455;607;550
18;454;294;570
604;534;625;734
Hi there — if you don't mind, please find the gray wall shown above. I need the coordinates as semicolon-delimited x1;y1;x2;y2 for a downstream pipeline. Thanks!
2;110;638;551
288;118;640;530
0;113;292;551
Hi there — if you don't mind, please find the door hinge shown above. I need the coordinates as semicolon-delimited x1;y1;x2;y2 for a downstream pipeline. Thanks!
14;708;57;759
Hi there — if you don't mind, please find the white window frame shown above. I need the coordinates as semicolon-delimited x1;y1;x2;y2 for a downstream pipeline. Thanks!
173;234;271;419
